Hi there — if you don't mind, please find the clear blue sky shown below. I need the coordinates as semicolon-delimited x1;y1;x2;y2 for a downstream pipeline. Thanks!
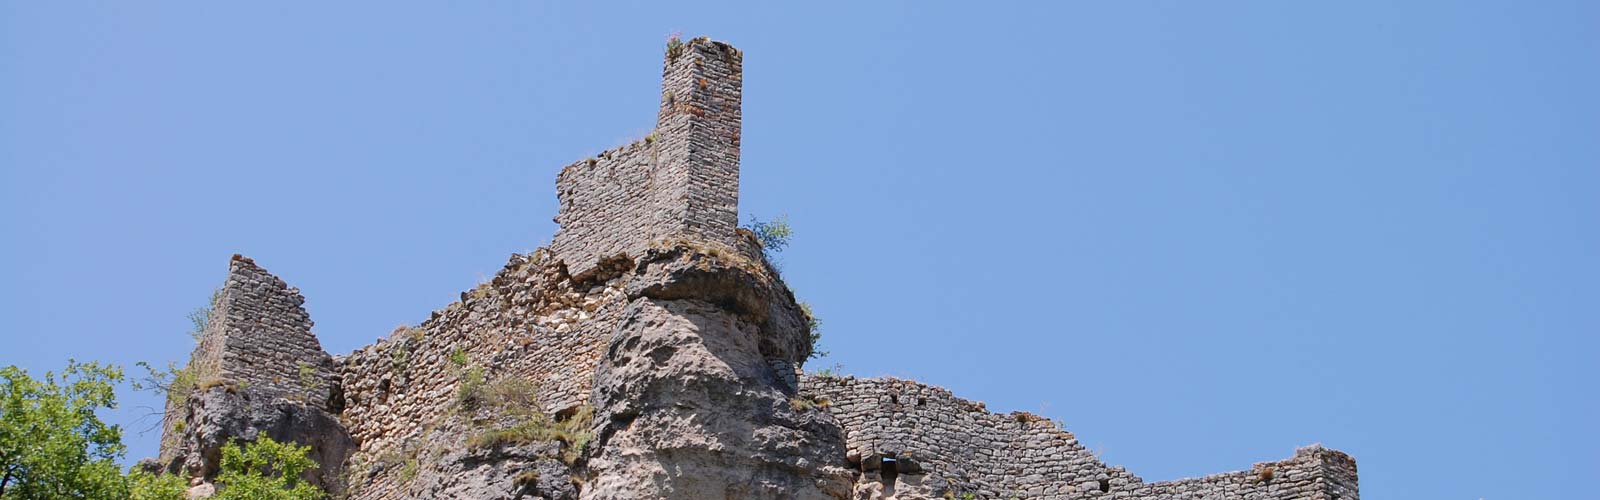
3;2;1595;499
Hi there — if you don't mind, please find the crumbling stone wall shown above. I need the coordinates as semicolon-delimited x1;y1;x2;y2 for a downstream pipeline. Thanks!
156;256;350;495
195;255;339;406
805;375;1358;500
146;36;1360;500
159;255;339;462
337;250;629;499
551;37;742;279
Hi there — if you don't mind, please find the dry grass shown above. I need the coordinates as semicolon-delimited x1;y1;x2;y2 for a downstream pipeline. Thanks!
470;406;594;465
513;470;540;488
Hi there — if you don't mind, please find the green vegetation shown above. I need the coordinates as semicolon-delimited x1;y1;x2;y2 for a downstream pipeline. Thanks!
744;214;828;361
448;347;468;368
134;361;199;410
798;301;827;360
469;406;593;465
453;367;590;465
744;214;792;258
213;432;324;500
399;457;419;483
296;362;321;404
186;288;221;342
0;361;127;499
135;289;226;414
126;468;187;500
665;32;685;59
454;366;488;414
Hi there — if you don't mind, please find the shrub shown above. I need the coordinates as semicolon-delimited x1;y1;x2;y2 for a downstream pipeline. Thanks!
744;214;792;257
134;361;199;409
213;432;323;500
187;287;222;342
470;406;593;465
798;301;827;360
455;366;488;414
127;468;188;500
665;32;685;59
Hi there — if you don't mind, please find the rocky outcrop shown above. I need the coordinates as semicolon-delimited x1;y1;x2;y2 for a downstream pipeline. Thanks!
155;255;351;496
159;387;353;494
581;242;854;499
145;35;1357;500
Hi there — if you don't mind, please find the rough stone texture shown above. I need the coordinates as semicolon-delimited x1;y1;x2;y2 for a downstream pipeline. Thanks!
806;375;1358;500
551;37;742;280
191;255;338;407
156;255;349;494
336;249;623;500
160;387;353;494
580;244;853;500
147;36;1358;500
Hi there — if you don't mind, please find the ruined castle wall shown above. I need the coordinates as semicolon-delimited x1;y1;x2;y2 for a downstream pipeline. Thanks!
157;256;344;475
337;251;630;499
657;38;742;242
148;36;1360;500
1143;446;1359;500
551;140;666;280
214;256;337;406
551;38;742;279
179;255;337;406
806;376;1358;500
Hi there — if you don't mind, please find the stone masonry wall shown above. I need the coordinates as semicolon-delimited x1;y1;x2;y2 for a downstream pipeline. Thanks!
805;375;1358;500
658;37;742;243
161;255;338;424
337;250;631;499
204;255;339;406
551;37;742;279
156;255;349;492
147;36;1360;500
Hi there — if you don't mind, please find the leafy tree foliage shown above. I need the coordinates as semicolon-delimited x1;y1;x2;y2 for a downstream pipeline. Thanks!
744;214;827;361
214;432;323;500
0;361;127;499
745;214;793;257
127;468;187;500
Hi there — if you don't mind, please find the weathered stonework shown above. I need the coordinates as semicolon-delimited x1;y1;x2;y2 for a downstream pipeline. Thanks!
805;376;1358;500
157;255;350;495
551;37;742;280
151;36;1358;500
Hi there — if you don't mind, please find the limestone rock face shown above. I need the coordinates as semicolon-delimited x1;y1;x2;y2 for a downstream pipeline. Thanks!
140;35;1359;500
580;246;855;500
160;387;353;495
401;441;576;500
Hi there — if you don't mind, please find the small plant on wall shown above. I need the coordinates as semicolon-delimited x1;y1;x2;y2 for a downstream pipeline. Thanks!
665;32;684;59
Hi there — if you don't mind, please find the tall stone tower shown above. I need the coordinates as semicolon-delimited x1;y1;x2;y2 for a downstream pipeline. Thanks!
551;37;744;279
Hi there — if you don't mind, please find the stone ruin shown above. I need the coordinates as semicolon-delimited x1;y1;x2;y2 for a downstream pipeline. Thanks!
150;37;1359;500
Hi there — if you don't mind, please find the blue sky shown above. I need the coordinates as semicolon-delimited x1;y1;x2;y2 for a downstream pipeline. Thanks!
2;2;1595;499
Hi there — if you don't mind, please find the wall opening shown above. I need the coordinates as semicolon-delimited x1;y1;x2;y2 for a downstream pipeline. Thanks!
1098;479;1110;493
880;456;898;494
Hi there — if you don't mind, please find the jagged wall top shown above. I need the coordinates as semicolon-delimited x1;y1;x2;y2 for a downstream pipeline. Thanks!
551;37;743;279
187;255;337;407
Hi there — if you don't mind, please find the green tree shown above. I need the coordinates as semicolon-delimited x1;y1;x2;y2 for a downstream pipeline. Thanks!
213;432;323;500
126;468;187;500
0;361;127;499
